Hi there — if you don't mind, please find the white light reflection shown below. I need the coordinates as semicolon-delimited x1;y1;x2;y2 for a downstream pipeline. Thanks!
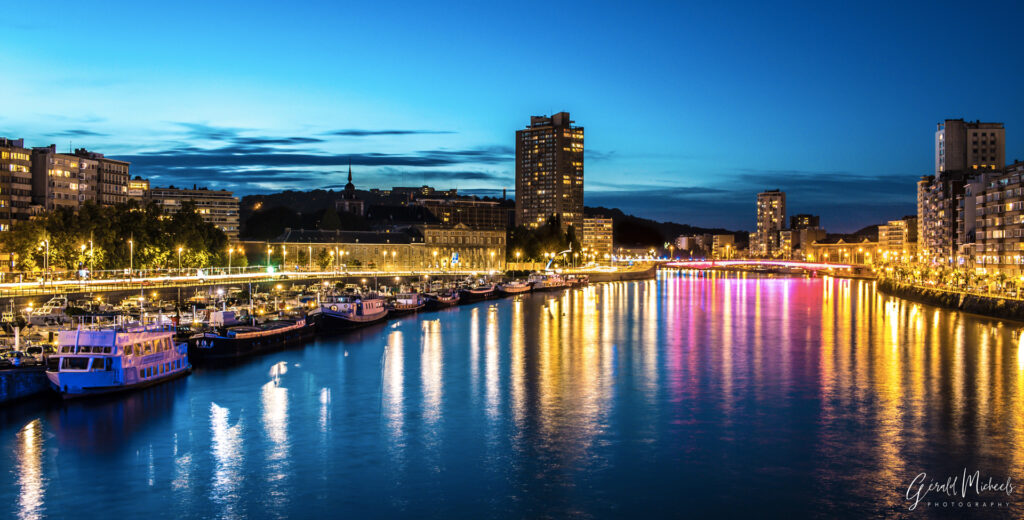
15;419;44;520
210;403;244;520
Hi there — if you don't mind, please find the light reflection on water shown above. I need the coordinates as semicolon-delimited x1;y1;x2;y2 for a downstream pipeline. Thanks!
3;273;1024;517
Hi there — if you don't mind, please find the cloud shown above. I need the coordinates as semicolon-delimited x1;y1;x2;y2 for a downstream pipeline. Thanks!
323;129;455;137
46;129;109;137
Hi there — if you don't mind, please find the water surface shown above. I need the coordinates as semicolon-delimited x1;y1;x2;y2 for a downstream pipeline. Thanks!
3;273;1024;518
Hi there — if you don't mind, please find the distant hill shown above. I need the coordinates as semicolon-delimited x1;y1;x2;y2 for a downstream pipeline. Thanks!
584;206;748;248
239;190;746;248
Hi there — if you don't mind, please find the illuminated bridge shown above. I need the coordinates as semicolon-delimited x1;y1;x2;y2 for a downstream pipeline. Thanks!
663;260;854;271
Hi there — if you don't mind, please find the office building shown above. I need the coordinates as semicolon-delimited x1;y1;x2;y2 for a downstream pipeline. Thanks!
582;216;613;261
515;112;584;231
149;186;240;238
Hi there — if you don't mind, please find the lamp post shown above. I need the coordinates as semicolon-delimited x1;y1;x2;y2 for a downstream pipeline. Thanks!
128;237;133;278
282;245;287;271
177;246;183;275
391;250;397;271
329;250;335;273
308;245;312;272
266;245;272;271
228;246;234;274
432;250;438;270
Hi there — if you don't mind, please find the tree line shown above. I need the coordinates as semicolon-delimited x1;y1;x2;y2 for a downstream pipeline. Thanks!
0;200;241;272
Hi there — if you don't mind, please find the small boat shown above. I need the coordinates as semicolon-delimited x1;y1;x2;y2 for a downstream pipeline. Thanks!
187;313;316;362
27;296;70;326
317;294;389;329
425;289;460;309
497;280;532;296
566;274;590;287
528;272;567;292
46;324;191;399
459;281;497;302
389;293;426;316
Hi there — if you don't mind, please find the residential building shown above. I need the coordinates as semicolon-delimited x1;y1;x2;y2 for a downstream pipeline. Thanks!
0;138;34;230
918;118;1006;265
712;234;735;259
755;190;786;256
878;216;918;263
582;216;613;261
128;177;149;201
149;186;240;238
936;119;1005;174
515;112;584;231
970;161;1024;276
74;149;129;205
790;214;820;229
31;144;98;211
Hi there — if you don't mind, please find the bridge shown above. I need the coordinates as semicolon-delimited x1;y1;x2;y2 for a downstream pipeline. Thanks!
662;259;854;271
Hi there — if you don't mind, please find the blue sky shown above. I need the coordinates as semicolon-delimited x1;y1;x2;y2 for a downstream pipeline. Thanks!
2;0;1022;232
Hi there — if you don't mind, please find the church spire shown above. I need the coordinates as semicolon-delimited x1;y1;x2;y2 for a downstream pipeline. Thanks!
348;159;352;183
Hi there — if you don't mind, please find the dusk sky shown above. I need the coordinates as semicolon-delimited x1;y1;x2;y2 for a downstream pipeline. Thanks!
2;0;1023;232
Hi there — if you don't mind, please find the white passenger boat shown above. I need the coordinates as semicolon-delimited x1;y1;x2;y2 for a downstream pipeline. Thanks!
46;324;191;399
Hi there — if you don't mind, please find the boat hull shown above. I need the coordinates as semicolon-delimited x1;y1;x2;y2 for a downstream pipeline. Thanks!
320;309;390;330
425;295;460;310
459;288;496;302
497;285;531;296
389;303;426;316
188;321;317;362
47;366;192;399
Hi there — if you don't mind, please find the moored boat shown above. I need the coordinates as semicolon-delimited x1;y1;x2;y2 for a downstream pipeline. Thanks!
425;289;460;309
389;293;426;316
46;324;190;399
187;314;316;362
528;272;567;292
317;293;389;329
459;281;497;302
497;280;531;296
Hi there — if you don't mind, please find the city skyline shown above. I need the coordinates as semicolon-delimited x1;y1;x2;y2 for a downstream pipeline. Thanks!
3;1;1024;232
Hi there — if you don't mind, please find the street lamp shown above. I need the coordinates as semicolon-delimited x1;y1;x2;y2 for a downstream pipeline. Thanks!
128;237;133;277
228;246;234;274
329;250;335;273
282;245;288;271
266;245;272;270
177;246;184;274
308;245;312;272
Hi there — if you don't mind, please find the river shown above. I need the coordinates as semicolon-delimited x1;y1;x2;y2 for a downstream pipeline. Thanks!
2;272;1023;518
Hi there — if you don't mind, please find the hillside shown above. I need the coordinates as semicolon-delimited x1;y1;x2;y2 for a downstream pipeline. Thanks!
584;206;748;248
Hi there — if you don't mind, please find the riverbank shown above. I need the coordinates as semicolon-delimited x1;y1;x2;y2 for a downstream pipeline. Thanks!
877;279;1024;322
0;367;49;404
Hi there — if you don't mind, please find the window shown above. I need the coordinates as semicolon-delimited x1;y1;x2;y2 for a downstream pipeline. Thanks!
61;357;89;370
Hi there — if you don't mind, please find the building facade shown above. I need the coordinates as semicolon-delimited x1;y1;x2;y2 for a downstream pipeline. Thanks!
31;144;98;211
755;189;786;256
936;119;1005;174
582;216;613;261
712;234;735;259
74;149;129;205
128;177;150;201
515;112;584;231
0;138;34;231
417;198;509;230
919;118;1006;265
149;186;240;238
878;216;918;263
969;161;1024;276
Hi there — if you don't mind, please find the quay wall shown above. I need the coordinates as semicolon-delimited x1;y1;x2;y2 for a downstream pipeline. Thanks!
0;367;50;404
589;266;657;283
877;279;1024;322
